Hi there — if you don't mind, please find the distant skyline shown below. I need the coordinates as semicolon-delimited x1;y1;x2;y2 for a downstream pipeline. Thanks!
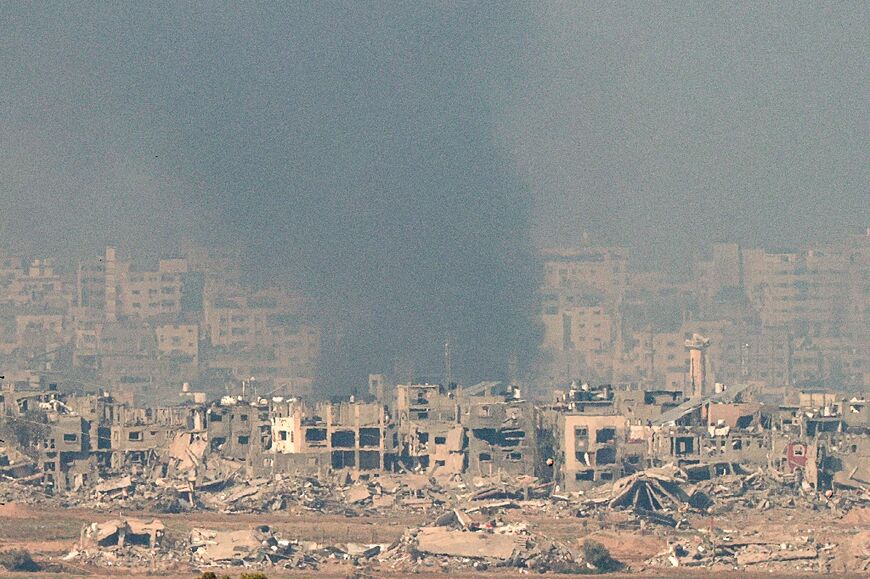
1;2;866;384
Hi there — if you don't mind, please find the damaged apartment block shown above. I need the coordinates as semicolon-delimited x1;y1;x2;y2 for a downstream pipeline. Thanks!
395;383;463;472
269;398;391;475
462;381;537;477
394;381;538;476
544;383;645;491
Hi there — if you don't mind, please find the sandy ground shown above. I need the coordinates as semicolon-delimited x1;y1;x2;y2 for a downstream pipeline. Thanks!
1;501;869;577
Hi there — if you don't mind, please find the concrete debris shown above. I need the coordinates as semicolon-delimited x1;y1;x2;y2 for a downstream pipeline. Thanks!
344;484;371;504
79;518;165;550
44;460;870;575
93;475;132;495
189;527;273;564
6;377;870;575
414;526;524;559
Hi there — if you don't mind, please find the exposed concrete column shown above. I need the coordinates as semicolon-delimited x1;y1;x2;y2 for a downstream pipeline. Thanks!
354;404;360;471
379;405;385;470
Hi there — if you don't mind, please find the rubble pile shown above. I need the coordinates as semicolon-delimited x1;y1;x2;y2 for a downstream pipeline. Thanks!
647;531;827;572
379;519;585;574
576;466;710;527
59;494;591;574
45;463;870;575
64;518;186;570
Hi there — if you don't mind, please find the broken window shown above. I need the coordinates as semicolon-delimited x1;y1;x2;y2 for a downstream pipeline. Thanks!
359;450;380;470
595;427;616;443
305;428;327;443
417;432;429;444
237;436;249;445
479;452;492;462
332;430;355;448
279;431;288;441
97;427;111;450
792;444;805;457
331;450;355;468
359;428;380;448
503;429;526;442
478;405;489;417
575;470;594;481
240;414;249;422
674;436;694;455
596;447;617;464
434;436;446;445
736;415;754;429
472;428;521;447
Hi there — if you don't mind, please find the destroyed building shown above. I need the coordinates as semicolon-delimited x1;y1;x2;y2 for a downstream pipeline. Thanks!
461;381;537;477
4;369;870;523
268;398;392;474
395;383;462;472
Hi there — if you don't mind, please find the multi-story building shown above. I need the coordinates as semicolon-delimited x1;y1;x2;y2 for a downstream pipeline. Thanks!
118;258;186;320
155;323;199;363
270;399;391;474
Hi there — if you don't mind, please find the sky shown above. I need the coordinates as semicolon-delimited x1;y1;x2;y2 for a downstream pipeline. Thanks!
0;2;867;387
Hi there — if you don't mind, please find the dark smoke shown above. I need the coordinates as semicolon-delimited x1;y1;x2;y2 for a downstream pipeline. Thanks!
226;5;544;390
0;3;542;392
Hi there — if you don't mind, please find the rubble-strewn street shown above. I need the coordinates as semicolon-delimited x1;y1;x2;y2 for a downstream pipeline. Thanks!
1;0;867;572
3;339;870;575
3;458;870;575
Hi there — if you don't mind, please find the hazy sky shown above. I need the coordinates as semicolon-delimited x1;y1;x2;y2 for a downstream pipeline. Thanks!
504;2;868;269
1;2;867;385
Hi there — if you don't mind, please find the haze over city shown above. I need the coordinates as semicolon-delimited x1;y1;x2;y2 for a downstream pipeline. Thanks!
0;3;868;576
2;2;867;388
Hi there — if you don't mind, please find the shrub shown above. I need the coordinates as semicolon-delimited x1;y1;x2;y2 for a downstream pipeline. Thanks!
0;549;40;572
582;539;623;573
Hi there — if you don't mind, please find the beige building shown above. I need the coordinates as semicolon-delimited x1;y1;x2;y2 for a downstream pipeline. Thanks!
155;323;199;362
118;258;186;320
541;246;630;303
559;413;630;491
270;399;390;473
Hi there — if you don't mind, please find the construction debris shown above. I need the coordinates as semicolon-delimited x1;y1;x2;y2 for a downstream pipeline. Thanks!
4;377;870;575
